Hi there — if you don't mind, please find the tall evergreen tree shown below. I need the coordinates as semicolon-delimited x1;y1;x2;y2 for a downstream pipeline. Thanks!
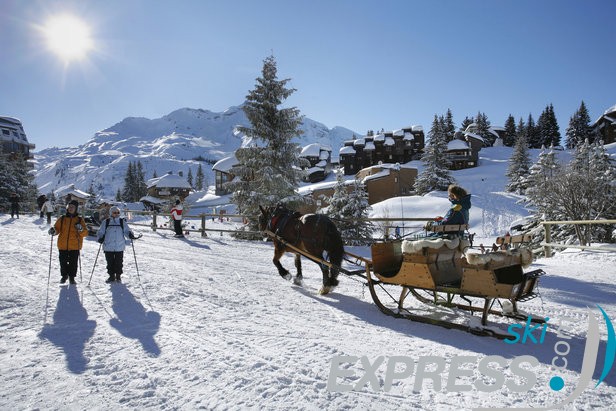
135;161;147;200
228;55;306;233
460;116;474;132
325;173;373;245
0;150;37;212
444;109;456;142
187;168;194;188
195;163;205;190
414;115;455;195
474;112;493;145
503;114;517;147
526;113;541;148
565;101;595;149
536;104;561;148
506;134;531;194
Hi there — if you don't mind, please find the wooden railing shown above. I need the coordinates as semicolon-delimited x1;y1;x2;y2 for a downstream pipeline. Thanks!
541;219;616;257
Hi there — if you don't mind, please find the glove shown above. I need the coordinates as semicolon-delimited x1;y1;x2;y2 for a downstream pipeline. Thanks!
97;237;104;244
75;223;83;232
48;227;56;235
128;232;137;240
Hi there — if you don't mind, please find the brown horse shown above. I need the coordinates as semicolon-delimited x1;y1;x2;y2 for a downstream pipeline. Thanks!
258;204;344;295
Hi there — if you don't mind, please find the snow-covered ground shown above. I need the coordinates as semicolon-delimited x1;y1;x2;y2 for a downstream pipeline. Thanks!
3;144;616;410
1;212;615;410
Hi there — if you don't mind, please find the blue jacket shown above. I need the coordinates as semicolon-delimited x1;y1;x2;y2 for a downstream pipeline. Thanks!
97;217;132;252
437;194;471;226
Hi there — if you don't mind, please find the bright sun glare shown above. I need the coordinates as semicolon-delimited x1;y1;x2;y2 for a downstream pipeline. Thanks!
42;14;93;62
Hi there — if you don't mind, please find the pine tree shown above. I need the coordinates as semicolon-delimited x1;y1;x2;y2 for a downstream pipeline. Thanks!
526;113;541;148
536;104;561;148
325;173;373;245
444;109;456;142
0;149;37;212
187;168;194;188
565;101;595;149
122;162;134;202
414;115;455;195
474;112;493;145
506;134;531;194
195;163;205;190
228;55;306;234
460;116;474;132
503;115;517;147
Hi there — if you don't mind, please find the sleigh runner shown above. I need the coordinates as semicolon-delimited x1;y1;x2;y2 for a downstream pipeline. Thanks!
260;205;544;339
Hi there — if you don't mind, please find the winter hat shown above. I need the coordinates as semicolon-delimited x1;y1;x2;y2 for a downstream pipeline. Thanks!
67;200;79;209
175;200;180;205
110;206;121;214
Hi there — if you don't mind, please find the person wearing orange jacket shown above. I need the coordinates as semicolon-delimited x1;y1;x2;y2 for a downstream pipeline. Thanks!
48;200;88;284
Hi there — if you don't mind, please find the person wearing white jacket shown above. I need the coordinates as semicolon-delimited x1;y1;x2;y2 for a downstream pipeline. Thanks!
97;206;137;283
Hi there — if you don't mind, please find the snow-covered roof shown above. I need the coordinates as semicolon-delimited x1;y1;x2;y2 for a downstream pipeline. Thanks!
403;132;414;141
306;166;324;174
319;151;329;160
339;146;356;155
353;138;365;147
384;137;395;146
447;139;470;150
147;173;192;189
361;169;390;183
315;160;327;167
212;155;239;173
392;129;404;137
55;184;91;199
364;141;376;151
300;143;322;157
464;132;485;142
139;195;167;204
373;134;385;142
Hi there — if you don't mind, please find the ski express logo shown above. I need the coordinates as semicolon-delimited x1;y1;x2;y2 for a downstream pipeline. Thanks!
327;305;615;409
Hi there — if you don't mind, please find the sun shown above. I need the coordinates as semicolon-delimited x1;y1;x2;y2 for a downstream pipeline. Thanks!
42;14;93;62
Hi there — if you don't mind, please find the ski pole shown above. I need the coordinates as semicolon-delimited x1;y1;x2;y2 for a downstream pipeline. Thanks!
130;238;141;282
87;242;103;286
78;251;83;283
44;234;54;323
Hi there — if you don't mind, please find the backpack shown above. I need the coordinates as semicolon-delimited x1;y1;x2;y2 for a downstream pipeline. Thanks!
105;218;125;231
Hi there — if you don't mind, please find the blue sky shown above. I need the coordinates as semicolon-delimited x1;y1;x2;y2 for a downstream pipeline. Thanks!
2;0;615;150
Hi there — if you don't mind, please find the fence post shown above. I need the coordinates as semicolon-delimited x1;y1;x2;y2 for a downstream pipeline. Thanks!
201;214;207;237
152;211;157;232
543;223;552;258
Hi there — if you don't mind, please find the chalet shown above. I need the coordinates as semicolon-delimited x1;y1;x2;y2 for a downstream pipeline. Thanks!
0;116;35;159
212;155;239;195
355;164;418;205
145;172;192;201
446;139;476;170
339;125;424;175
592;104;616;145
299;143;332;183
54;184;91;208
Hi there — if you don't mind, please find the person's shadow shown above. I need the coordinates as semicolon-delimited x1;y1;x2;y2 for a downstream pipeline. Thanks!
109;284;161;356
39;286;96;374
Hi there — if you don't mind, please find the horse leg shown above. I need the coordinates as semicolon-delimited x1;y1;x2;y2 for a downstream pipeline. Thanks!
273;245;291;281
293;254;303;286
318;263;333;295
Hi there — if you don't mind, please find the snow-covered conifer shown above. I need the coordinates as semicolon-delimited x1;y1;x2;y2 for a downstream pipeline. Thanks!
414;115;455;195
228;55;306;233
506;134;531;194
503;115;516;147
325;172;373;245
565;101;595;149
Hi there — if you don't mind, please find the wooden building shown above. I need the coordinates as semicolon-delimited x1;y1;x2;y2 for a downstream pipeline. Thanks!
592;104;616;145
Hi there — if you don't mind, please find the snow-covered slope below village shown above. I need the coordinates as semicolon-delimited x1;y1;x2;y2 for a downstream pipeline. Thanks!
34;105;359;200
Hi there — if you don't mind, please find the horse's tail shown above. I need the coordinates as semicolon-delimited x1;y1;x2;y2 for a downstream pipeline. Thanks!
325;219;344;268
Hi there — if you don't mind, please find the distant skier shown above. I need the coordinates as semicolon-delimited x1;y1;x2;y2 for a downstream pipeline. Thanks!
9;192;20;219
37;194;47;218
48;200;88;284
97;206;138;283
41;197;54;225
170;200;184;238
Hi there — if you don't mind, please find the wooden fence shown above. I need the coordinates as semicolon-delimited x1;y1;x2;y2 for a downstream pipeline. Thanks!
541;219;616;257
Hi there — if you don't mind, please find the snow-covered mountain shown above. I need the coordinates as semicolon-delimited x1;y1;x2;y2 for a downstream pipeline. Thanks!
34;105;360;200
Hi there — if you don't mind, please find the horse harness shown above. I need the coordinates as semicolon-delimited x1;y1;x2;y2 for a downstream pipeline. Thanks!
267;206;324;247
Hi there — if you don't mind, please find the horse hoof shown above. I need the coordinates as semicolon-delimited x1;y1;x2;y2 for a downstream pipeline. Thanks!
282;273;292;281
293;277;303;286
319;286;331;295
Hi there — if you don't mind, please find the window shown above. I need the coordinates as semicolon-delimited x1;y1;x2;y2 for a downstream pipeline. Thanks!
1;129;9;135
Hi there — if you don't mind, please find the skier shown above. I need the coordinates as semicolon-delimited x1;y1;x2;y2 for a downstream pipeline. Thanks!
48;200;88;284
97;206;138;283
37;194;47;218
9;192;19;219
170;199;184;238
41;197;54;225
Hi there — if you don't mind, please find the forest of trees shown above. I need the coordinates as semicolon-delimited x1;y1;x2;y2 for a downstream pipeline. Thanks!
0;149;37;212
